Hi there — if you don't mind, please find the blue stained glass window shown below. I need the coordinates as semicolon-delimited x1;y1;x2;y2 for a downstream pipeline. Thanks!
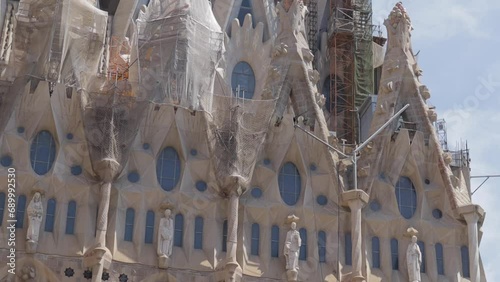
318;231;326;263
145;210;155;244
0;193;5;226
372;237;380;268
0;155;12;167
128;171;140;183
391;238;399;270
251;187;262;198
174;214;184;247
461;246;470;278
251;223;260;256
30;130;57;175
432;209;443;219
345;232;352;265
299;228;307;261
124;208;135;241
156;147;181;191
278;162;301;205
194;216;204;249
232;61;255;99
65;201;77;234
271;225;279;258
436;243;444;275
237;0;253;27
395;176;417;219
44;198;57;232
417;241;426;273
71;165;82;176
317;195;328;206
222;220;228;252
196;181;207;192
16;195;27;228
370;200;381;211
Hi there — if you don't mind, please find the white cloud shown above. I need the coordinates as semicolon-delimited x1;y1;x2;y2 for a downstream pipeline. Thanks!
372;0;500;41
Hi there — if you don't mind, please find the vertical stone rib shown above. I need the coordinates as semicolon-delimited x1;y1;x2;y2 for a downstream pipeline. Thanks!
350;200;364;278
96;182;111;246
227;191;239;262
464;213;480;282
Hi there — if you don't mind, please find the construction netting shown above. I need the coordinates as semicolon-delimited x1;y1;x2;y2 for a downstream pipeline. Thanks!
81;88;149;179
352;6;374;107
14;0;107;90
207;95;277;191
135;0;224;111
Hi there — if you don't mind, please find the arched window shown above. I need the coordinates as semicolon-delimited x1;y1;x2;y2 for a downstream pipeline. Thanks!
156;147;181;191
461;246;470;278
395;176;417;219
299;228;307;261
318;231;326;263
417;241;426;273
237;0;254;27
65;201;77;234
0;192;5;226
44;198;56;232
194;216;204;249
16;195;27;228
435;243;444;275
174;213;184;247
124;208;135;241
391;238;399;270
271;225;279;258
232;61;255;99
372;237;380;268
145;210;155;244
222;220;228;252
30;130;57;175
278;162;301;205
345;232;352;265
251;223;260;256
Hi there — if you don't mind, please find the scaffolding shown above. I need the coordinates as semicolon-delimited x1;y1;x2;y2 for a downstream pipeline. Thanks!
435;119;448;151
306;0;318;56
328;0;374;144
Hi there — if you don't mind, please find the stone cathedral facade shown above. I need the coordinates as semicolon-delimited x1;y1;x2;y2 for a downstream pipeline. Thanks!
0;0;486;281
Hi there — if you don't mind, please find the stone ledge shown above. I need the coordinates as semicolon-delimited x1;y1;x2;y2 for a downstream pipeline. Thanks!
341;189;369;207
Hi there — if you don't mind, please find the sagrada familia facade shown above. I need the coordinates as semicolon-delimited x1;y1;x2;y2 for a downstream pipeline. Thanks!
0;0;486;281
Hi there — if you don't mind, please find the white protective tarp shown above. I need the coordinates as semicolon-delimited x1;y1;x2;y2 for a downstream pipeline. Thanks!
136;0;223;111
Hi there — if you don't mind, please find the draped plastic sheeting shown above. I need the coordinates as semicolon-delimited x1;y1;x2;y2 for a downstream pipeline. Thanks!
13;0;107;90
81;91;149;175
207;95;276;191
57;0;107;89
136;0;223;111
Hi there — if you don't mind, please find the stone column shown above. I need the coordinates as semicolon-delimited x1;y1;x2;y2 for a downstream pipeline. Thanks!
225;189;242;282
458;205;484;282
96;182;111;246
84;182;113;282
342;190;369;282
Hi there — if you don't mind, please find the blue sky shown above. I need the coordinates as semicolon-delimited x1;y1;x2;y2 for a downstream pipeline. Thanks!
372;0;500;280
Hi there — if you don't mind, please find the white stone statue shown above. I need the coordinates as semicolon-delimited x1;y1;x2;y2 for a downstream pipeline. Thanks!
284;222;301;271
157;209;174;258
406;235;422;282
26;192;43;243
